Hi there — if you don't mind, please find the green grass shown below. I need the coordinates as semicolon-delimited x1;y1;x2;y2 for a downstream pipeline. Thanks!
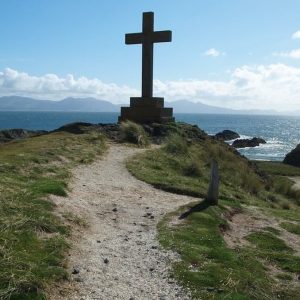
272;176;300;205
158;202;299;299
245;231;300;273
262;226;281;235
127;129;300;210
127;132;268;204
127;124;300;299
263;207;300;222
246;231;293;253
280;222;300;235
0;129;106;299
255;161;300;176
255;161;300;205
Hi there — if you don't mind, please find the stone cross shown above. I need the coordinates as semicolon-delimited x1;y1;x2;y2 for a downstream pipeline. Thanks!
119;12;174;124
125;12;172;98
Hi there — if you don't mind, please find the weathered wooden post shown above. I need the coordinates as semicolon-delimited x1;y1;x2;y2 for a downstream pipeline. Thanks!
206;160;219;205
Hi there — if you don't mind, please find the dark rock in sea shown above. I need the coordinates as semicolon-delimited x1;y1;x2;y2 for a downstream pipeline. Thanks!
0;128;47;143
215;130;240;141
283;144;300;167
232;137;266;148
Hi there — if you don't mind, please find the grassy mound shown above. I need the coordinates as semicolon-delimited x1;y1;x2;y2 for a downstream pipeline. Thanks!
158;202;299;299
127;125;265;202
0;128;106;299
127;122;300;299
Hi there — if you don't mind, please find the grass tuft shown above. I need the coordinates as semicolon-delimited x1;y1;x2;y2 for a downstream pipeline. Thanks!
31;179;68;197
246;231;300;273
120;121;149;147
280;222;300;235
246;231;293;253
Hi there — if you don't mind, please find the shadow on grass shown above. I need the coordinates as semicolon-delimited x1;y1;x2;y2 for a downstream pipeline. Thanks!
179;199;211;219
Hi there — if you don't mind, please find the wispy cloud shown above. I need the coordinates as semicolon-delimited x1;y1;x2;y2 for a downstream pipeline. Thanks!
1;65;300;111
203;48;225;57
292;30;300;39
272;49;300;59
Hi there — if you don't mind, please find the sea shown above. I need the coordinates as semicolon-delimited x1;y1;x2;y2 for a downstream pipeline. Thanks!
0;111;299;162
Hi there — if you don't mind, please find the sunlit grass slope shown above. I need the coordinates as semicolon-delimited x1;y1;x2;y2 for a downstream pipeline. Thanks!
127;122;300;299
0;128;106;299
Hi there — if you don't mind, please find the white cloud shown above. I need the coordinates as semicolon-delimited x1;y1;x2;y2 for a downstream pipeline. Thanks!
153;63;300;111
273;49;300;58
203;48;225;57
1;65;300;111
292;30;300;39
0;68;139;103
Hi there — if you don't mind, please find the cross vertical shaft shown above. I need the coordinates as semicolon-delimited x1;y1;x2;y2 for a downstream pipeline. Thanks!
125;11;172;99
142;12;154;98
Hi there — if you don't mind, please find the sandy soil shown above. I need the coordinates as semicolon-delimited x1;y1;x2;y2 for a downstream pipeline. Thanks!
48;143;194;300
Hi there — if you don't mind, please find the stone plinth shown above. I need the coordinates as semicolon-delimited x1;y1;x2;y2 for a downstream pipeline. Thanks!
118;97;175;124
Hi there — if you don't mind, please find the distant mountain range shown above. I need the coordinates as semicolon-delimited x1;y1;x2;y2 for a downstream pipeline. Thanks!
0;96;298;115
0;96;119;112
166;100;279;115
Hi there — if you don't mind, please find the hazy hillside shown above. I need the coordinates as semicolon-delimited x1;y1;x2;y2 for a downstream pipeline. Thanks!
167;100;278;115
0;96;295;115
0;96;119;112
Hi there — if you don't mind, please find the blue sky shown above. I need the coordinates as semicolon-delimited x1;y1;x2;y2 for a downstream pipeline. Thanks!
1;0;300;111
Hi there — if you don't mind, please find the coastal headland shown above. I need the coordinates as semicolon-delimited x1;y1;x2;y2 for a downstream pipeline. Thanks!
0;121;299;299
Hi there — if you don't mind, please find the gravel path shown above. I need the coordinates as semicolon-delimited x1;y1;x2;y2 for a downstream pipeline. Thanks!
49;144;193;300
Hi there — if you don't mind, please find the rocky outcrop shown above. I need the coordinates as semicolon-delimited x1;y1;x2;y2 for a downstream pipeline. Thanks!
142;122;208;144
54;122;121;140
0;129;46;143
283;144;300;167
97;123;121;140
54;122;94;134
215;130;240;141
232;137;266;148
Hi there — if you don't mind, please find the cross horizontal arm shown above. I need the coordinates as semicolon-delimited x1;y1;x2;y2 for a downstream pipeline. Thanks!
125;33;143;44
152;30;172;43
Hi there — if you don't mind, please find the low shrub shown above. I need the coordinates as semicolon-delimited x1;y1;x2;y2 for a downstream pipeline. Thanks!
120;121;150;147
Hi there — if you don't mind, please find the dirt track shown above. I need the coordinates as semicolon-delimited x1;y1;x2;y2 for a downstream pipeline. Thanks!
49;144;193;300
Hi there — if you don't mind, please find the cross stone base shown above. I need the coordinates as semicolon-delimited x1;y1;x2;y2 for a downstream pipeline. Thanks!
118;97;175;124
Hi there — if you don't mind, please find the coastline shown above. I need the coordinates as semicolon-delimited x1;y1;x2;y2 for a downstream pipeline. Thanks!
0;112;299;161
